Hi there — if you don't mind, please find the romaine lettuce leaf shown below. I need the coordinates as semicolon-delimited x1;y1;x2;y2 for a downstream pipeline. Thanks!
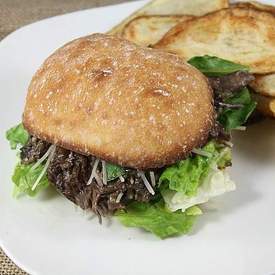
188;55;249;76
12;163;50;197
159;142;221;197
217;146;232;169
162;166;235;212
185;205;203;216
6;123;29;149
218;88;257;131
116;201;197;239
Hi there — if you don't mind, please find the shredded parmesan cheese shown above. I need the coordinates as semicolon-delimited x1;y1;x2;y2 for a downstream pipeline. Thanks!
223;141;233;148
119;175;125;182
234;126;246;131
138;171;155;195
31;145;55;171
32;145;56;191
116;192;124;203
192;148;212;158
102;160;107;185
87;159;100;185
149;171;156;187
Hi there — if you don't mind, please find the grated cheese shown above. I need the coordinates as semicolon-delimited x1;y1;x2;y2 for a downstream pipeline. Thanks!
119;175;125;182
116;192;124;203
102;160;107;185
138;171;155;195
149;171;156;187
32;145;56;191
192;148;212;158
30;145;55;171
87;159;100;185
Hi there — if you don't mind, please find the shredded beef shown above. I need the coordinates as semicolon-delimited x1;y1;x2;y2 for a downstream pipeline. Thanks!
208;71;255;100
207;71;255;137
209;121;231;141
20;136;50;164
20;138;154;217
73;173;153;217
46;147;92;204
46;148;154;216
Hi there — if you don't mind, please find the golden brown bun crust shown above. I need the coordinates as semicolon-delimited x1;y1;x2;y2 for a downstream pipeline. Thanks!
23;34;214;169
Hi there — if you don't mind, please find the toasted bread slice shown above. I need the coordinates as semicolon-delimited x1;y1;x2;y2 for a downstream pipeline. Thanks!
252;93;275;118
250;74;275;97
122;15;193;46
108;0;229;35
23;34;214;169
155;6;275;74
137;0;228;16
233;1;275;14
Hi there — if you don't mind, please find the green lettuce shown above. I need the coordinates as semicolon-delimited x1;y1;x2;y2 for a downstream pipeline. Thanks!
217;146;232;169
106;163;126;181
159;142;217;196
6;123;29;149
159;142;231;197
161;164;235;212
188;55;249;76
12;163;50;197
116;201;197;239
218;88;257;131
186;205;203;216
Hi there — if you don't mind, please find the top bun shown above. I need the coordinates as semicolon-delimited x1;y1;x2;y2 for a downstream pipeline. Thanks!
23;33;214;169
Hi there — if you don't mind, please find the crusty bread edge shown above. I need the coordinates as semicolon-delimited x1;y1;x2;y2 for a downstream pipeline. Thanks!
23;72;214;170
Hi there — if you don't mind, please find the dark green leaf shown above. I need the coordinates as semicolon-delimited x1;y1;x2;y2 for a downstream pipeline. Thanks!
106;163;126;181
6;123;29;149
188;55;249;76
218;88;257;131
12;163;49;197
116;201;196;239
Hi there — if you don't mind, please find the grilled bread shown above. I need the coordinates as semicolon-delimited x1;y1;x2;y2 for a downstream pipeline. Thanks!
155;6;275;74
233;1;275;14
108;0;229;35
122;15;193;46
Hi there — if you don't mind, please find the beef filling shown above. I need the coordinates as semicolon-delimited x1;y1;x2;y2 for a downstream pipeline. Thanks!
47;146;154;216
20;136;50;164
208;71;255;101
21;142;154;217
209;121;231;141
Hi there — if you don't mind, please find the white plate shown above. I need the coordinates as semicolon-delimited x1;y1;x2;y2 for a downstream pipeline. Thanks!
1;1;275;274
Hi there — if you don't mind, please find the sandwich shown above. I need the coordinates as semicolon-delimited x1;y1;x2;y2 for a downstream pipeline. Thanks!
6;34;256;238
